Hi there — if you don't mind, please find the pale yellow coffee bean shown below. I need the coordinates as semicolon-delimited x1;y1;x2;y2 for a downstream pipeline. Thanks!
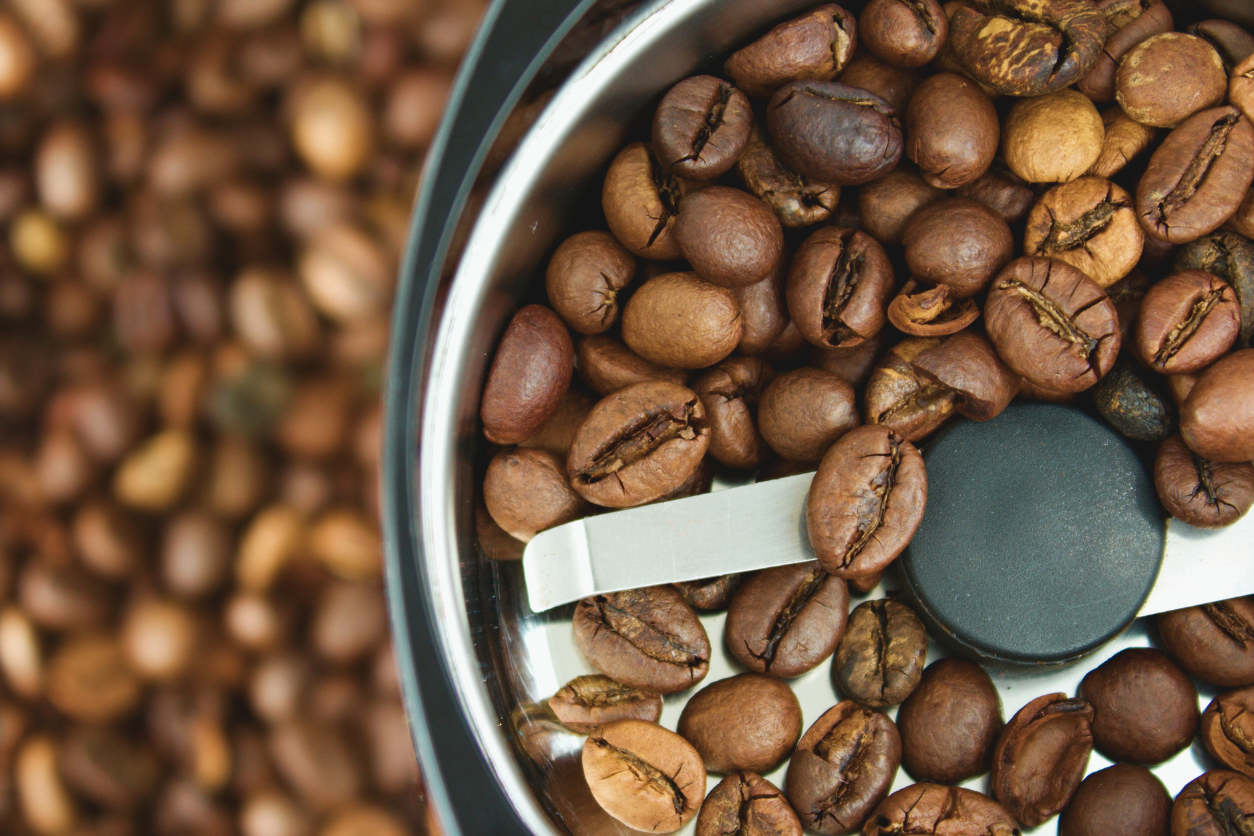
301;0;361;64
16;736;76;836
35;122;97;220
113;429;197;512
11;210;68;274
236;505;306;592
122;599;199;681
7;0;78;59
308;509;382;580
291;78;373;181
241;790;313;836
297;223;392;323
1002;90;1105;184
0;607;42;699
191;713;232;791
318;805;410;836
224;592;285;652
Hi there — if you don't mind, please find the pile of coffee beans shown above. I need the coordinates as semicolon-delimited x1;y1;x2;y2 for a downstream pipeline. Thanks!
478;0;1254;833
0;0;479;834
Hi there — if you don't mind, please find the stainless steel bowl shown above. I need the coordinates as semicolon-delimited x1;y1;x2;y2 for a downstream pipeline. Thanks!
384;1;1247;833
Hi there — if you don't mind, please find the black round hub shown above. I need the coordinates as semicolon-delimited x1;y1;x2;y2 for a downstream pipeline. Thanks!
900;402;1165;666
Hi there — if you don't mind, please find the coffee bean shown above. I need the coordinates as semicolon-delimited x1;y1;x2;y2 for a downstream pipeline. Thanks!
956;158;1037;225
859;0;947;69
46;636;141;724
886;282;980;339
991;693;1094;827
726;562;849;678
1078;647;1198;765
1079;0;1175;102
833;599;927;708
786;226;893;349
696;772;801;836
1137;106;1254;245
1188;19;1254;70
903;198;1013;298
582;719;706;833
865;338;959;440
1089;106;1160;180
602;142;692;261
1024;177;1144;288
1118;33;1226;128
1003;90;1106;184
1093;357;1175;443
1137;270;1241;372
674;186;784;288
724;5;857;100
1159;598;1254;687
621;271;742;368
575;335;687;397
737;123;839;228
858;168;945;246
1175;231;1254;348
756;367;859;463
767;81;902;186
1058;764;1171;836
1232;52;1254;123
1201;687;1254;778
1156;432;1254;529
733;258;791;356
652;76;752;181
985;257;1121;393
863;784;1021;836
673;575;742;611
849;570;885;596
1179;348;1254;462
806;425;926;580
836;52;922;115
905;73;998;189
480;305;574;446
545;231;636;335
678;673;802;774
573;586;710;694
547;674;662;734
785;701;900;834
810;332;888;388
897;658;1003;784
692;356;774;470
1172;771;1254;836
483;448;588;542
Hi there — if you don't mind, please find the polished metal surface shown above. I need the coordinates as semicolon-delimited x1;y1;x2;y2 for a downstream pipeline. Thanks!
411;0;1231;833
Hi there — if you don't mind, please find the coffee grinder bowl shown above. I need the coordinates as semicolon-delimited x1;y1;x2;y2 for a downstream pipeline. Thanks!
382;1;1253;833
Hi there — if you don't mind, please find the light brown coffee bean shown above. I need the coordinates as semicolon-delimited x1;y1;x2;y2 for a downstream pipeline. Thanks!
757;367;859;463
621;272;742;368
582;719;706;834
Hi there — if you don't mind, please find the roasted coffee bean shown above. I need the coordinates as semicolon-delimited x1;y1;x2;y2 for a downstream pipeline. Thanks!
678;673;802;774
1137;106;1254;245
1175;231;1254;348
1159;598;1254;687
480;305;574;446
756;367;859;463
873;331;1017;424
886;281;982;338
990;693;1094;827
956;159;1036;225
1118;33;1226;129
810;332;888;388
1058;764;1171;836
696;772;802;836
766;81;902;187
482;448;588;542
949;0;1104;95
865;338;959;441
833;599;927;709
567;380;709;508
859;0;947;69
1202;687;1254;779
1024;178;1144;288
602;142;691;261
58;725;159;810
582;719;706;833
1078;647;1198;765
1153;431;1254;528
673;574;742;611
1171;771;1254;836
836;52;922;115
902;198;1013;298
545;231;636;335
863;784;1020;836
724;5;857;100
1137;270;1241;373
905;73;997;189
725;561;849;678
1003;90;1105;184
621;271;742;368
1089;106;1159;180
675;187;784;288
806;426;927;580
652;76;752;181
985;257;1121;393
1189;19;1254;70
785;701;900;834
786;227;893;349
692;356;774;470
738;124;839;228
1078;0;1175;102
1093;357;1174;442
1232;52;1254;123
1179;349;1254;462
572;586;710;694
547;675;662;734
575;335;687;397
858;168;944;246
734;257;791;356
897;658;1003;784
